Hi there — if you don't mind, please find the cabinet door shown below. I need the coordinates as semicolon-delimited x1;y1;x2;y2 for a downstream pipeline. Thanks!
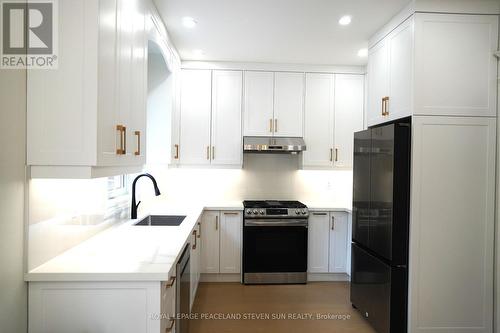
219;211;242;274
200;211;220;273
409;116;495;333
179;69;212;165
303;73;335;168
307;212;330;273
211;70;243;166
329;212;348;273
243;71;274;136
128;0;147;164
334;74;364;168
386;17;413;122
273;72;304;137
367;39;388;127
414;14;498;117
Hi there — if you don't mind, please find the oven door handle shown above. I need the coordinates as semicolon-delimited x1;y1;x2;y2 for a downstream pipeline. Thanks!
244;219;308;227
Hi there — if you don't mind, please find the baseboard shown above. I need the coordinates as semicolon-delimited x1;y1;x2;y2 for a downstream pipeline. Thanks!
200;273;241;283
307;273;350;282
199;273;350;283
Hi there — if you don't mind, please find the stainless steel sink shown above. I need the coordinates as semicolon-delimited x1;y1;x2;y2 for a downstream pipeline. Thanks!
134;215;186;226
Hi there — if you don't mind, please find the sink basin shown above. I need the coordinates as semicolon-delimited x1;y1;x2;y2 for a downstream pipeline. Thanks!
134;215;186;226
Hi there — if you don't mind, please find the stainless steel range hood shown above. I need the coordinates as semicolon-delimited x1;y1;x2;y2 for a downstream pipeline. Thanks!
243;137;306;153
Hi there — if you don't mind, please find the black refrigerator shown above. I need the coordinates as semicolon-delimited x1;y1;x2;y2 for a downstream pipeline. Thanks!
351;118;411;333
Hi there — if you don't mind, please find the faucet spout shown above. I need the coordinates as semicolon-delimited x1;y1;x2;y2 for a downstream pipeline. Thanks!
131;173;161;219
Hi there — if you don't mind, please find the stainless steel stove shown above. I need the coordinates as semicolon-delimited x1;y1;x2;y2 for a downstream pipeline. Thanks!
242;200;309;284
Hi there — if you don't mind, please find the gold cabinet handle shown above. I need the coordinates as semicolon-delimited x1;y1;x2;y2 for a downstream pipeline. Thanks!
269;119;273;133
335;148;338;162
223;212;239;215
382;96;390;116
206;146;210;160
330;148;333;162
134;131;141;156
331;215;335;230
197;222;201;238
212;146;215;160
312;212;327;216
215;215;218;230
165;318;175;332
165;276;176;288
174;144;179;159
274;119;278;133
116;125;126;155
192;230;197;250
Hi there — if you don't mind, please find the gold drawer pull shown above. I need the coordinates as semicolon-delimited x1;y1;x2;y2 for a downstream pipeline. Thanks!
134;131;141;156
274;119;278;133
165;318;175;332
212;146;215;160
335;148;338;162
269;119;273;133
382;96;390;116
174;144;179;159
197;222;201;238
192;230;197;250
165;276;176;288
330;148;333;162
312;212;327;216
223;212;239;215
116;125;126;155
206;146;210;160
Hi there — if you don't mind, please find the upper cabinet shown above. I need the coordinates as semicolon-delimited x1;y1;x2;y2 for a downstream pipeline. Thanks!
303;73;364;169
243;71;274;136
178;69;242;167
244;71;304;137
367;13;498;126
367;17;413;126
273;72;304;137
27;0;148;178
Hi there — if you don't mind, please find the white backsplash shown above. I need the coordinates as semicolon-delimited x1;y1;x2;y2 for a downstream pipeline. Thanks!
28;154;353;270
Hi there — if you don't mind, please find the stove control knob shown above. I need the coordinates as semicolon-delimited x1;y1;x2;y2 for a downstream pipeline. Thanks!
295;210;300;215
259;210;265;215
302;210;307;215
245;209;251;215
253;209;258;215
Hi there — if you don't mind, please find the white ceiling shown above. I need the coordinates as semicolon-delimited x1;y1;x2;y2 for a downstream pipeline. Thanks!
154;0;410;66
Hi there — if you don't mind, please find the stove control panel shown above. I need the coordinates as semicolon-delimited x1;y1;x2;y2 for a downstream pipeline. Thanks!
245;208;308;217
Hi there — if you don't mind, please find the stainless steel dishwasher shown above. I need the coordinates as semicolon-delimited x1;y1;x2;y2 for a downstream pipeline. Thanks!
176;244;190;333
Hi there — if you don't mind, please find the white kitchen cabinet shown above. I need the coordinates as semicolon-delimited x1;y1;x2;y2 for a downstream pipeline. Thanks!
367;13;498;126
200;211;220;274
334;74;365;168
307;212;330;273
29;281;172;333
200;210;242;275
219;211;242;274
179;69;212;165
273;72;304;137
243;71;274;136
367;38;389;126
27;0;148;178
211;70;243;166
409;116;496;333
328;212;348;273
303;73;335;168
190;221;201;310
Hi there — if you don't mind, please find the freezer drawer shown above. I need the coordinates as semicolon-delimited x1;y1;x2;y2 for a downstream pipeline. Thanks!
350;243;407;333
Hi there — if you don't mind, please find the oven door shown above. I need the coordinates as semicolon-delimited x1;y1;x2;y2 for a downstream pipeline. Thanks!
243;219;308;284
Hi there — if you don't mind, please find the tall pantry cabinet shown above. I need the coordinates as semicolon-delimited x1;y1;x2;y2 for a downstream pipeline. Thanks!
365;3;498;333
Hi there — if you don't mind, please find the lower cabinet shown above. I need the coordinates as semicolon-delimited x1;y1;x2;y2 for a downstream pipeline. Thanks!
29;280;176;333
200;210;242;274
307;211;350;274
190;219;201;310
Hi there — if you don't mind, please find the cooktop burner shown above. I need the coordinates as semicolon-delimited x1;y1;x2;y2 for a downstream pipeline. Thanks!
243;200;307;209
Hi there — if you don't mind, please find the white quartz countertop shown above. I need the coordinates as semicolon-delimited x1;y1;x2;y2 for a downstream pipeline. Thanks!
25;203;205;282
25;199;349;282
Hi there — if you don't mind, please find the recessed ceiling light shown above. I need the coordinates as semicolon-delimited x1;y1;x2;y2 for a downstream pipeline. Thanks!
357;48;368;57
339;15;352;26
182;17;197;28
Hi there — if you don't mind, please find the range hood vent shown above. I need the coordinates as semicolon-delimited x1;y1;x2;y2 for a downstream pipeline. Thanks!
243;136;306;154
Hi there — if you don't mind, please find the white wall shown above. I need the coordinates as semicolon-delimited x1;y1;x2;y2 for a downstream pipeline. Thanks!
0;69;28;331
